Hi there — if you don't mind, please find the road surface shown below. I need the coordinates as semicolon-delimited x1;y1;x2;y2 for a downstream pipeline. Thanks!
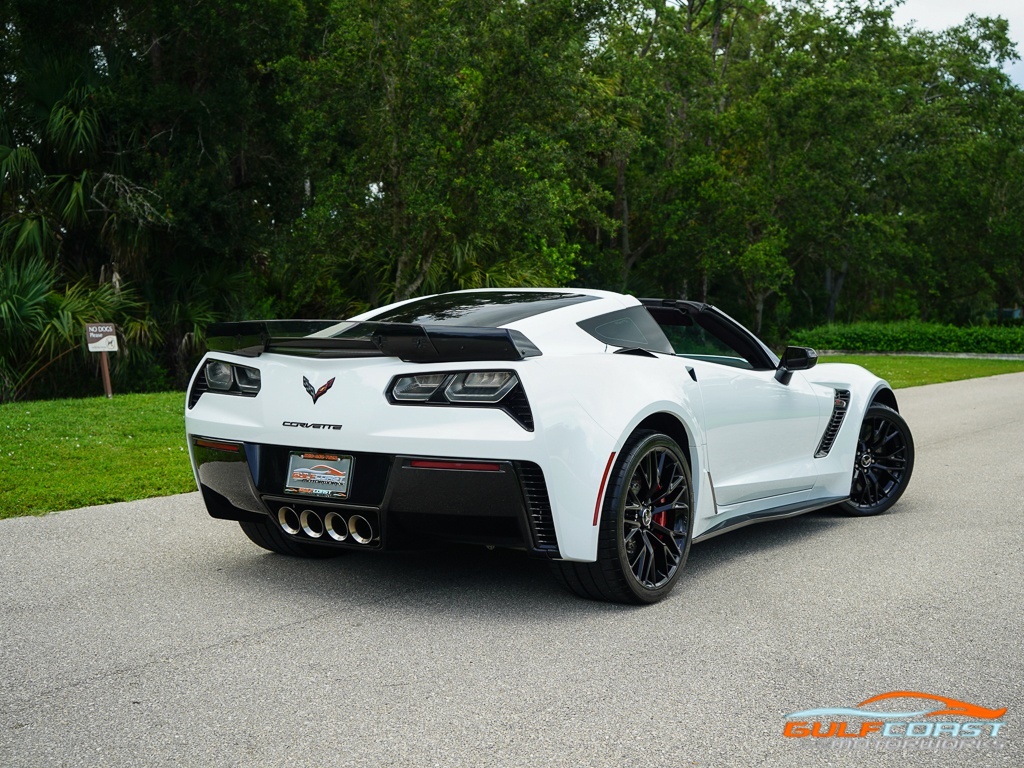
2;373;1022;767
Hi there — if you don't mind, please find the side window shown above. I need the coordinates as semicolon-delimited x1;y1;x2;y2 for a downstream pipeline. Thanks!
645;306;755;370
577;307;675;354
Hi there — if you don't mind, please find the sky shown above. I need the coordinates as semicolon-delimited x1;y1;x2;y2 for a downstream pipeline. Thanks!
890;0;1024;85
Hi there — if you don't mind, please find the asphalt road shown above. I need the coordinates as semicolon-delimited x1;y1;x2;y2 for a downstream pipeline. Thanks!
2;373;1022;767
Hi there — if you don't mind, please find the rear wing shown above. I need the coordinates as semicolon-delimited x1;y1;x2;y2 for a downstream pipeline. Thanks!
206;320;541;363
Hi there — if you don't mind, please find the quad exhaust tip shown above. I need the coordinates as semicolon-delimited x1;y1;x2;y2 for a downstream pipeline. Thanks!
299;509;324;538
349;515;374;545
277;506;375;545
278;506;301;535
324;511;348;542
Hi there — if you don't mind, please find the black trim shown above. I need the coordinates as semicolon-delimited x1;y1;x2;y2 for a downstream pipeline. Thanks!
515;462;559;555
188;367;209;409
365;290;597;326
205;320;542;363
192;439;556;556
815;390;850;458
199;484;265;523
640;299;779;370
693;495;848;542
372;324;537;363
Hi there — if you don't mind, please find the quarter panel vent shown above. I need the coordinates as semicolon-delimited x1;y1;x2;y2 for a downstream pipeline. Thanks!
815;389;851;458
516;462;558;554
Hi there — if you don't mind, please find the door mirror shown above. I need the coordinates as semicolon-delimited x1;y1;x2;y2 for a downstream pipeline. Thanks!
775;346;818;384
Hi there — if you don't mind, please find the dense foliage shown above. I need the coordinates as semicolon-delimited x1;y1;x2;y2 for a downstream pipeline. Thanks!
792;321;1024;354
2;1;1023;399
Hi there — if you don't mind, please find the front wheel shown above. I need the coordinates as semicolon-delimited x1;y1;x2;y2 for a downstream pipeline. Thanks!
839;404;914;516
552;431;694;604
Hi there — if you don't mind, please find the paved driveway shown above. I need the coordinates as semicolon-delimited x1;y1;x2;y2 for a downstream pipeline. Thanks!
2;374;1022;767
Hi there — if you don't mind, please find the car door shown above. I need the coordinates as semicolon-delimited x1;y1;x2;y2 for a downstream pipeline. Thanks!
644;301;826;508
689;362;822;506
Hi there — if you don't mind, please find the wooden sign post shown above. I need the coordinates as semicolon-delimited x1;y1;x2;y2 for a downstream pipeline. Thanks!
85;323;118;398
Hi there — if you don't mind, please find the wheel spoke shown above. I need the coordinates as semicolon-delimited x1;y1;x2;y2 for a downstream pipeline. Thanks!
848;409;913;511
615;439;696;591
655;451;667;491
639;532;657;584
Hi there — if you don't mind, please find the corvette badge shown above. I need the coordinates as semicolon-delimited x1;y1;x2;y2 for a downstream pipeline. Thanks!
303;376;335;404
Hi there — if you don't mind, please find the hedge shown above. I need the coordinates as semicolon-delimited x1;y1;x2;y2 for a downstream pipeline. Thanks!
788;322;1024;355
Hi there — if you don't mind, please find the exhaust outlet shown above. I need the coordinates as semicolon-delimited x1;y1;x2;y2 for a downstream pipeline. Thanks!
324;511;348;542
278;506;301;535
348;515;374;545
300;509;325;538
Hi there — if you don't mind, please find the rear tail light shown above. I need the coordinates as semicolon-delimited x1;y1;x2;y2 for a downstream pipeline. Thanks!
389;371;520;405
444;371;517;402
201;360;262;396
385;370;532;430
392;373;448;401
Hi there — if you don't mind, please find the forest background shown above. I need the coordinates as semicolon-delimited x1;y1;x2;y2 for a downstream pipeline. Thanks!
2;0;1023;401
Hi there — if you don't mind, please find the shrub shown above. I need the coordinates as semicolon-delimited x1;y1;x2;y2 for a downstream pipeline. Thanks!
0;255;163;402
789;322;1024;354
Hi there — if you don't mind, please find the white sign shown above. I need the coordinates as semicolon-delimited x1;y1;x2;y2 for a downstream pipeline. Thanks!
85;323;119;352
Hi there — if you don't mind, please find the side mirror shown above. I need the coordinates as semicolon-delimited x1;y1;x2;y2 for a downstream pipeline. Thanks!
775;346;818;384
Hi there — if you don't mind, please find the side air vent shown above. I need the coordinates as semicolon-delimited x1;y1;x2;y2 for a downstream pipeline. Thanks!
516;462;558;554
188;368;209;409
815;389;851;458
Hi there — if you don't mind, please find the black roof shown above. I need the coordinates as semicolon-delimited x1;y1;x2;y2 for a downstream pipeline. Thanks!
366;291;597;327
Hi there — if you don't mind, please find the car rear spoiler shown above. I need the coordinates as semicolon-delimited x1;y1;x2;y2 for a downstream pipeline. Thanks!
205;320;541;363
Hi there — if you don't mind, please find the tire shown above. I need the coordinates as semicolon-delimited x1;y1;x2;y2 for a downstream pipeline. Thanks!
552;431;694;604
839;404;914;516
238;518;346;558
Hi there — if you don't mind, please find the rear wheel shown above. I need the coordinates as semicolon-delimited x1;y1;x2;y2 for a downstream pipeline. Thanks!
552;431;693;604
839;404;914;516
238;518;346;558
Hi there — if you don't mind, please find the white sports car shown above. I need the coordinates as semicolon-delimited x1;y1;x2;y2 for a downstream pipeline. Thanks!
185;289;914;603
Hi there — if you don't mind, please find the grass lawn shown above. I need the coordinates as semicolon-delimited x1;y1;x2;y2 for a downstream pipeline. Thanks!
0;392;195;519
821;354;1024;389
2;356;1024;519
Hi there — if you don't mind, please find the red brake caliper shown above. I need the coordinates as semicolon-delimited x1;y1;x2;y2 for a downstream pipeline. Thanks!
652;497;668;532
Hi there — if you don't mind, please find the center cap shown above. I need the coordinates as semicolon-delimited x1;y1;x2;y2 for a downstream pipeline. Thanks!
642;506;653;527
860;453;873;468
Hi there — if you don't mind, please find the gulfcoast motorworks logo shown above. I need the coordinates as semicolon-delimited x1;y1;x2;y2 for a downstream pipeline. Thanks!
784;691;1007;752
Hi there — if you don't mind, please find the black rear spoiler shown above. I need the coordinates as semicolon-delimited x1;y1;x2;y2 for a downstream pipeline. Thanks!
206;320;541;363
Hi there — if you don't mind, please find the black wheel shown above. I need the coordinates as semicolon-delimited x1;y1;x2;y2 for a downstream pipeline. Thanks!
238;518;345;558
839;404;914;516
552;431;693;604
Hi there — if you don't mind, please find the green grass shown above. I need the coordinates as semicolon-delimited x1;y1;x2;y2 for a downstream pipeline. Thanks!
3;355;1024;519
0;392;194;519
821;354;1024;389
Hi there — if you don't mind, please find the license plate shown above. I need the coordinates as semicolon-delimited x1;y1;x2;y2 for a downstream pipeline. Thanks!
284;451;353;499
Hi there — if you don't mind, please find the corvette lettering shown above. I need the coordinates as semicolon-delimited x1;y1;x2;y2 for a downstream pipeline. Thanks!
282;421;343;430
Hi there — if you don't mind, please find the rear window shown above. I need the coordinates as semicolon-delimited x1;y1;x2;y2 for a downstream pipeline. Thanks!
367;291;597;327
577;307;674;354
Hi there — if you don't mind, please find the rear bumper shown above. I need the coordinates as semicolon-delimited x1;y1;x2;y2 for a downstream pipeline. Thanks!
190;435;560;557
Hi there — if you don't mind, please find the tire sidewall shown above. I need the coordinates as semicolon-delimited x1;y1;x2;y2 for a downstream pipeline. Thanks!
604;431;694;603
842;403;915;516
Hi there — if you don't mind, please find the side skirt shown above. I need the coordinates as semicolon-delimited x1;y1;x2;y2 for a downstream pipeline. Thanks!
692;495;849;543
